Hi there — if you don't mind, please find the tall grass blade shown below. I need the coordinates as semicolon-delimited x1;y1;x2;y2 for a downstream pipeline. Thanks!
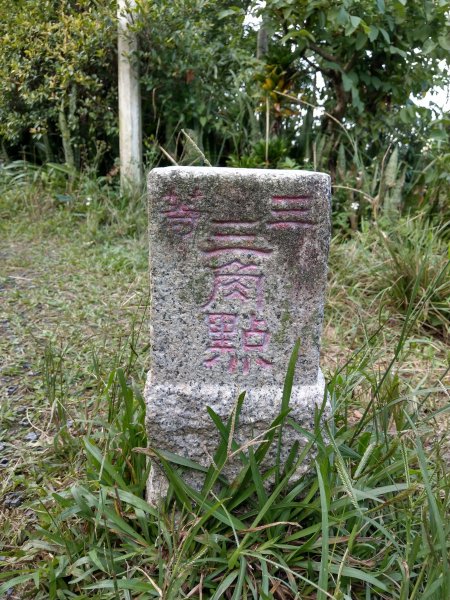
276;339;301;484
316;459;329;600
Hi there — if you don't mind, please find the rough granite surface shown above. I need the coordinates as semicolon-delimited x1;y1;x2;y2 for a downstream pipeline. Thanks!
145;167;331;502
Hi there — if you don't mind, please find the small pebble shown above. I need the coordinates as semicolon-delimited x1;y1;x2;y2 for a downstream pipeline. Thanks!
4;493;23;509
24;431;40;442
16;406;26;415
6;385;18;396
0;458;9;468
19;417;29;426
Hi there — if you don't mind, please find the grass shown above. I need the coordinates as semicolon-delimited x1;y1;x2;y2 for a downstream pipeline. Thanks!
0;169;449;598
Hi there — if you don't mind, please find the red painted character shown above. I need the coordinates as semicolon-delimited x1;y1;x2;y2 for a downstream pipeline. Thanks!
242;315;272;375
161;190;202;237
204;313;238;373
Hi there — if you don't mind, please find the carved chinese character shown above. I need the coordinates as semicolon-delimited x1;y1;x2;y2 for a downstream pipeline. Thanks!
242;315;273;375
267;195;315;230
161;189;203;237
204;313;238;373
202;220;273;257
203;260;265;310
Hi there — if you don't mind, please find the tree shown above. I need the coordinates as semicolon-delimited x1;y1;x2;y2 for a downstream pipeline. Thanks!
0;0;117;169
134;0;257;163
228;0;450;215
258;0;449;135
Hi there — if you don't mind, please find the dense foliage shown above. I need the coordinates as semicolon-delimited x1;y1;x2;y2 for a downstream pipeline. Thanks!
0;0;449;217
0;0;117;170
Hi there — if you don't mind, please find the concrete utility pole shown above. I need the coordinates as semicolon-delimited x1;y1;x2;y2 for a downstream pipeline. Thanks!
118;0;142;193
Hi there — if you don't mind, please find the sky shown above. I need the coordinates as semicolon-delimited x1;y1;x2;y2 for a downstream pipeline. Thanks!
414;82;450;113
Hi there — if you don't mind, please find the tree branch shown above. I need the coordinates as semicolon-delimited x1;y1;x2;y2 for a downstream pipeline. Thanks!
308;42;339;65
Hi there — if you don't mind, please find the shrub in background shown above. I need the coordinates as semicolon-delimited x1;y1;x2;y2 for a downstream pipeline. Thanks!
0;0;118;170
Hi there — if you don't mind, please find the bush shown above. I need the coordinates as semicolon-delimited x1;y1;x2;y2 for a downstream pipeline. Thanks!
2;341;449;599
0;0;117;170
376;215;450;339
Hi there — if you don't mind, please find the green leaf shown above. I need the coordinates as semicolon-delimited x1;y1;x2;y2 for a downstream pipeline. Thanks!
342;72;358;93
345;15;362;36
218;8;244;20
336;7;349;27
369;26;379;42
211;571;239;600
389;46;407;58
414;430;449;578
281;29;315;44
377;0;385;13
83;438;128;489
0;573;39;595
281;339;300;414
157;449;210;473
438;35;450;51
276;339;300;483
231;558;247;600
423;39;437;54
316;461;329;600
295;561;389;591
84;578;160;592
114;488;158;515
249;446;268;509
379;28;390;43
355;32;367;51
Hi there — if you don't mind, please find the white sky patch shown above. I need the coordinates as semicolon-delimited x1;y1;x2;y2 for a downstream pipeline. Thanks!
413;86;450;112
244;1;265;29
412;61;450;112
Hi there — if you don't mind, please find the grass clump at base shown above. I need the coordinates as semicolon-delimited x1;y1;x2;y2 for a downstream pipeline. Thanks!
1;333;449;599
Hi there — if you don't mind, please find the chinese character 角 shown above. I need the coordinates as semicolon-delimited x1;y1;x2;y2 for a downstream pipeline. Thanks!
203;260;264;310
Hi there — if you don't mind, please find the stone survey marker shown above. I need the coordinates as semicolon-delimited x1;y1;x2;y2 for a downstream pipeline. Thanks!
145;167;331;500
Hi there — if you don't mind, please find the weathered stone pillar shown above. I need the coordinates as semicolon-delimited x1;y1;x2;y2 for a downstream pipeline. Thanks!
145;167;331;502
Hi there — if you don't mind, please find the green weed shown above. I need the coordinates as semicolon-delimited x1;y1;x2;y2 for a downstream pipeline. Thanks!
1;331;449;599
376;215;450;339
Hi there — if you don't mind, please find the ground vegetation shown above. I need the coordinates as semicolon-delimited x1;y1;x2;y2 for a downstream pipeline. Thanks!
0;166;448;598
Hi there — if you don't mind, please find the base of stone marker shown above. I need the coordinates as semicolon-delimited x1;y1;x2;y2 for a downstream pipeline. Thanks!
145;369;328;505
